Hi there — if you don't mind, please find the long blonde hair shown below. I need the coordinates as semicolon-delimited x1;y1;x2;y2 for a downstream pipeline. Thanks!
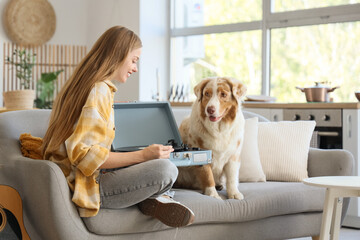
42;26;142;156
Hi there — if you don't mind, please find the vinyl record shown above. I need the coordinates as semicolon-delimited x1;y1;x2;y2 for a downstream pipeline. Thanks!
3;0;56;46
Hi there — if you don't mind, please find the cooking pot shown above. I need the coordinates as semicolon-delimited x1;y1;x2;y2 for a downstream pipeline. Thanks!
296;82;340;102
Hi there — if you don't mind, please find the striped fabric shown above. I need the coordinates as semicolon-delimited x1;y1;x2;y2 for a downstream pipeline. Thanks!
46;80;117;217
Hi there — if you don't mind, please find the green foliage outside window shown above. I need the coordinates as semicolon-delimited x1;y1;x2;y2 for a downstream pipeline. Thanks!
274;0;360;12
271;22;360;102
183;0;360;102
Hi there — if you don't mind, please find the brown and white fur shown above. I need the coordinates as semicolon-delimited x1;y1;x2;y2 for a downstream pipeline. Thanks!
174;77;247;200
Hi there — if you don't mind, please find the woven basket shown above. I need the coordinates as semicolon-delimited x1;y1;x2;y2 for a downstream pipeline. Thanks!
3;90;35;110
3;0;56;46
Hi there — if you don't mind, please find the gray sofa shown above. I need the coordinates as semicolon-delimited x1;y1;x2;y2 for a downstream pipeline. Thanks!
0;109;354;240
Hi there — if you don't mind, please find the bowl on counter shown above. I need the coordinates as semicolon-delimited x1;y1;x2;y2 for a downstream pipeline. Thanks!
355;92;360;102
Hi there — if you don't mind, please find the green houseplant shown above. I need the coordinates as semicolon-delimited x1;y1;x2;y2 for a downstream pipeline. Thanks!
6;49;36;89
4;49;36;109
35;70;63;109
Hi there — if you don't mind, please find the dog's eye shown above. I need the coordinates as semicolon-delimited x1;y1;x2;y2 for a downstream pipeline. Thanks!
204;92;210;97
221;92;227;98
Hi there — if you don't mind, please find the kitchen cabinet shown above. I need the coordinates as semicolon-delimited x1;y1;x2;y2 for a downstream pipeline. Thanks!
342;109;360;228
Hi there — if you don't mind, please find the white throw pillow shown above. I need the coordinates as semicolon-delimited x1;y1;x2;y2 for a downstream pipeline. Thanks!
258;121;316;182
239;117;266;182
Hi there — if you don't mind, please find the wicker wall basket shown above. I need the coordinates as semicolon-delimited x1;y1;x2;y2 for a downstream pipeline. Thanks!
3;0;56;46
3;90;35;110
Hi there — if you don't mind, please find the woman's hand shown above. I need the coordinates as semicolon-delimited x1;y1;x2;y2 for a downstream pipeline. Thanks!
142;144;174;161
100;144;174;169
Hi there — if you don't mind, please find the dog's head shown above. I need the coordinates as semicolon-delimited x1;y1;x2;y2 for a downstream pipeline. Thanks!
194;77;247;123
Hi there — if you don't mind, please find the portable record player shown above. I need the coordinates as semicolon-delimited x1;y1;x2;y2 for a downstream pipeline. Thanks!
112;102;212;167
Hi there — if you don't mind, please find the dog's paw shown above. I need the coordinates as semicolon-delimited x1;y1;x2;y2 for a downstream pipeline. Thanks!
227;190;244;200
204;187;222;200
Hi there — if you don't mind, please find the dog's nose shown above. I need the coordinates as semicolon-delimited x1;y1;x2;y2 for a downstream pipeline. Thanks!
207;106;215;115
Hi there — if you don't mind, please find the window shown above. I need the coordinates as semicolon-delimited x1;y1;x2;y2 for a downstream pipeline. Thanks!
171;31;262;100
170;0;360;102
173;0;261;28
273;0;360;12
271;22;360;102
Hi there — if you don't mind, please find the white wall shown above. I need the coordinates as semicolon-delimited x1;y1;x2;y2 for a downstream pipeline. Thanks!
86;0;170;102
0;0;169;106
139;0;170;102
87;0;141;102
47;0;89;45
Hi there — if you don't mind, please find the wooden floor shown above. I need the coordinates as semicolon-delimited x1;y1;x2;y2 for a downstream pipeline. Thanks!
291;227;360;240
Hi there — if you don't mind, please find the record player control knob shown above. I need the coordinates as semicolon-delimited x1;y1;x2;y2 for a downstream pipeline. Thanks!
322;115;330;121
293;114;301;121
308;114;315;120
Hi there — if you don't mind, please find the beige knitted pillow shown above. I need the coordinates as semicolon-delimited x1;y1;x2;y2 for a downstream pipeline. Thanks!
258;121;316;182
239;117;266;182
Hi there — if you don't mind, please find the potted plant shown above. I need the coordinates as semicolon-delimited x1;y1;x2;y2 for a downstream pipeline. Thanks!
3;49;36;109
35;70;63;109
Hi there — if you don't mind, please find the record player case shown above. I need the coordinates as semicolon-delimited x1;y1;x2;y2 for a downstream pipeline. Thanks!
112;102;212;166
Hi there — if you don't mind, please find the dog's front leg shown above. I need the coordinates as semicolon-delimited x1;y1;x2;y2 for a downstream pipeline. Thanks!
198;164;222;200
224;160;244;200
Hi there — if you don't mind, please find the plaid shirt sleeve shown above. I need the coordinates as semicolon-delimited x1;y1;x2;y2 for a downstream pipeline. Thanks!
65;82;115;177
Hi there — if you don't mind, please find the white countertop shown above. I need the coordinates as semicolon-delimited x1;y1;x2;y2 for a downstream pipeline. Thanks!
171;102;360;109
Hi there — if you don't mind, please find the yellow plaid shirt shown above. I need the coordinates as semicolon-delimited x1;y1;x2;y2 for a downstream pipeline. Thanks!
47;80;117;217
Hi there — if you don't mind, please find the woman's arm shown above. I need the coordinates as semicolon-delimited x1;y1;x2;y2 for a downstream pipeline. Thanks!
99;144;174;169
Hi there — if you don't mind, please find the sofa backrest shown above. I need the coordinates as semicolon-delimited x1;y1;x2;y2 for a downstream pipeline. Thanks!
0;108;270;141
172;107;269;127
0;109;51;140
243;111;269;122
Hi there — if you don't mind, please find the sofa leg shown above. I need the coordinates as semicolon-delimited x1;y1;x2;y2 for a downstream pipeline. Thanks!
311;236;320;240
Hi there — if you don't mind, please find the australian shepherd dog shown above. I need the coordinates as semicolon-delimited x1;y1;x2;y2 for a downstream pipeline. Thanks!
174;77;247;200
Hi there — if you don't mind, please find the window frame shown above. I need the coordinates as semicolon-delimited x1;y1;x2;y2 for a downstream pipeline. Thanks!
170;0;360;96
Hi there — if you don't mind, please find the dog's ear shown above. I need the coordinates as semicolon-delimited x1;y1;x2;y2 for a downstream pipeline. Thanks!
233;82;247;100
194;79;211;101
224;77;247;100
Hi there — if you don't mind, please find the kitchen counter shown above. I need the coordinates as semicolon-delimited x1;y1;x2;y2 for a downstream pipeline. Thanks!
170;102;360;109
242;102;360;109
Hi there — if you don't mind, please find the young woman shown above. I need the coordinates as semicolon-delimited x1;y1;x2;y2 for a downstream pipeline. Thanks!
42;26;194;228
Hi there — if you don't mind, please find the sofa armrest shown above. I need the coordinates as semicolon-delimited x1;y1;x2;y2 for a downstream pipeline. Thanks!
307;148;354;177
0;139;89;240
307;148;354;224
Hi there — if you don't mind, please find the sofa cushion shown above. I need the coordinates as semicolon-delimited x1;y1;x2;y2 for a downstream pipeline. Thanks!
239;117;266;182
82;182;325;235
258;121;316;182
